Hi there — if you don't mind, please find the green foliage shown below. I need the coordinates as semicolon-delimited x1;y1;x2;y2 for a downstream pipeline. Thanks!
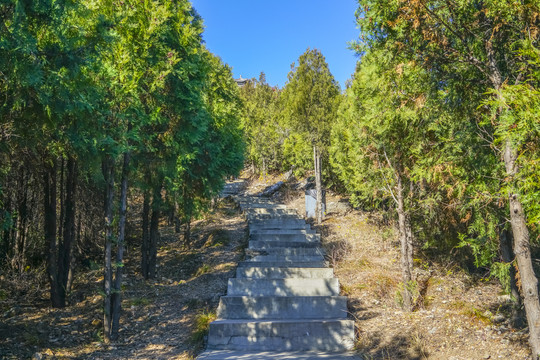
240;50;341;180
482;43;540;227
239;72;284;175
330;47;466;250
491;261;513;295
282;48;340;148
347;0;540;276
281;132;313;177
0;0;245;313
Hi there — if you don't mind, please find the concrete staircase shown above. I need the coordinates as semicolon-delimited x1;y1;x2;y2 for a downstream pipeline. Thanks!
197;192;360;359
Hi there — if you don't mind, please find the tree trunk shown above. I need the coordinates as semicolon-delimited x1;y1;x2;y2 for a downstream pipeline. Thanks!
1;182;12;262
67;213;82;294
491;48;540;352
44;159;62;308
15;164;29;272
397;172;413;311
509;191;540;357
485;41;540;354
102;157;114;343
504;139;540;357
167;201;175;227
58;157;65;247
500;228;524;328
313;145;323;224
148;183;161;280
174;201;181;234
111;152;129;340
141;189;150;279
57;156;77;305
498;100;538;350
184;216;191;245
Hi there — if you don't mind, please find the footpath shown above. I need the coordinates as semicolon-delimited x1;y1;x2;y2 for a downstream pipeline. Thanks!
197;181;361;360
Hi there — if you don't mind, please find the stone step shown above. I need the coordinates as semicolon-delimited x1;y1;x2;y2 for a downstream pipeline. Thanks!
237;261;327;268
248;218;307;227
247;208;298;215
207;319;355;352
227;278;339;296
203;190;357;357
249;229;316;235
248;240;321;249
240;203;287;210
250;225;313;232
217;296;348;319
250;233;320;242
197;350;362;360
246;213;302;221
245;254;325;263
237;196;274;202
247;248;325;257
236;267;334;279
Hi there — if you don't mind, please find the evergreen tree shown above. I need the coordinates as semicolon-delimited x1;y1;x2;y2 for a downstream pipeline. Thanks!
282;49;340;223
356;0;540;353
0;0;107;307
239;72;284;177
331;49;441;310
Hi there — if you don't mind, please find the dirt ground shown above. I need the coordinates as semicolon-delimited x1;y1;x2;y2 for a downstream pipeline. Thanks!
0;197;247;360
0;174;532;360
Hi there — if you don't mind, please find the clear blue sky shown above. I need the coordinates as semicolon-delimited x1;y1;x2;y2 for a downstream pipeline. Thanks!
190;0;360;89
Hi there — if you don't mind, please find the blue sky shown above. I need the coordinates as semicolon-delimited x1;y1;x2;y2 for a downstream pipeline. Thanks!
190;0;360;89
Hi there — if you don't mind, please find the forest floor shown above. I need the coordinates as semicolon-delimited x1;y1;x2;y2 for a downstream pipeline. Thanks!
0;196;248;360
0;174;533;359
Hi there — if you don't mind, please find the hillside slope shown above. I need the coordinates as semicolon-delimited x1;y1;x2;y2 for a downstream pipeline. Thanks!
250;175;530;359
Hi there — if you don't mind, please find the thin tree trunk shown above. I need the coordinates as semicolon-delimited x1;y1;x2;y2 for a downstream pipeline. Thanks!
12;165;22;271
1;186;12;261
174;201;181;234
184;216;191;244
57;156;77;305
44;159;61;308
504;139;540;357
313;145;323;224
111;152;129;340
397;172;413;311
58;157;65;245
405;213;414;280
167;202;175;226
102;157;114;343
15;165;28;272
489;36;540;351
500;228;524;327
148;183;161;280
67;213;81;294
141;189;150;279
